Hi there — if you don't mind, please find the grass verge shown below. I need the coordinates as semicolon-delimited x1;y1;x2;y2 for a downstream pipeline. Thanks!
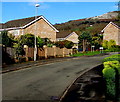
72;51;104;57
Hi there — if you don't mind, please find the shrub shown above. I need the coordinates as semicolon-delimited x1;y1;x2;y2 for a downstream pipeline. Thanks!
64;40;74;49
103;56;120;100
108;45;120;52
55;40;74;48
37;37;44;48
20;34;35;47
55;41;65;48
103;61;119;99
102;40;108;49
103;54;120;62
108;40;116;49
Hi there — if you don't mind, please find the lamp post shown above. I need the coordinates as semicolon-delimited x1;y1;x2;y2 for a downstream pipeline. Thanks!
34;3;40;61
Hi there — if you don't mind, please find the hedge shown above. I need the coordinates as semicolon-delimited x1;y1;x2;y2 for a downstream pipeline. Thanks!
103;54;120;62
103;55;120;100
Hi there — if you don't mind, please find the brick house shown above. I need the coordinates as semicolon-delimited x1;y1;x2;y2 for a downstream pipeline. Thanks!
101;22;120;45
57;32;79;49
0;16;59;42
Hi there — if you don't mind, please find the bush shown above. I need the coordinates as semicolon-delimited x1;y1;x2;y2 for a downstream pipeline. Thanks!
107;45;120;52
103;54;120;62
103;61;120;99
55;40;74;48
108;40;116;49
102;40;108;49
55;41;65;48
64;40;74;49
102;55;120;100
37;37;44;48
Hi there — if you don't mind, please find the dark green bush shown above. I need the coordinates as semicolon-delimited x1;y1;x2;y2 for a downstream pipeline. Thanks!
55;40;74;48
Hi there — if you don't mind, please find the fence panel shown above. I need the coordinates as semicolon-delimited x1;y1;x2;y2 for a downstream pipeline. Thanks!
27;48;34;58
56;47;63;56
47;47;54;56
38;48;45;57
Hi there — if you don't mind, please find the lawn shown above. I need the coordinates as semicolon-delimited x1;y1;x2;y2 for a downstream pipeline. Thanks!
72;51;103;57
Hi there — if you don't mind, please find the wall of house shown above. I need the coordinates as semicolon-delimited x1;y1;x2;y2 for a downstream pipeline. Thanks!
66;33;79;44
66;33;79;49
103;23;120;45
8;29;20;38
22;19;56;41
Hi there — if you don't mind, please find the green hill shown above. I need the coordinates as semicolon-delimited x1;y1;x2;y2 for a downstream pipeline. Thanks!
54;11;120;36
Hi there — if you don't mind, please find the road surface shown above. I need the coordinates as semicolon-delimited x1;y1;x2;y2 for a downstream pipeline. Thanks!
2;55;109;101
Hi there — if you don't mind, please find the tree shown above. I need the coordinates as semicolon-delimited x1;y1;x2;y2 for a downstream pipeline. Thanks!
13;34;35;57
91;34;103;50
79;31;92;52
0;31;14;47
19;34;35;47
37;36;44;47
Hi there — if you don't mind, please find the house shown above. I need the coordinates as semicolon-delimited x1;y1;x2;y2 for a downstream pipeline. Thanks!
57;32;79;49
101;22;120;45
0;16;59;42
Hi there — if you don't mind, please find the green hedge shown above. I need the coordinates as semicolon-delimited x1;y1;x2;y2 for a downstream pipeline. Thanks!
103;55;120;100
103;54;120;62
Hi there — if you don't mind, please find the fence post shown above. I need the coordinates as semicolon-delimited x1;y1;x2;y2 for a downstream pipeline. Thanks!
63;48;65;57
53;45;56;58
70;49;73;55
43;45;47;59
24;45;28;61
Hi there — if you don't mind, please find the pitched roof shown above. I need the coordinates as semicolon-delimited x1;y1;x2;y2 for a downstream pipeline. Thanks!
2;16;41;29
56;31;73;38
101;21;120;32
57;31;78;38
1;16;59;32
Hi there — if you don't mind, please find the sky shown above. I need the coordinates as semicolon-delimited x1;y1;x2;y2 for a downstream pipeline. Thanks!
1;2;118;24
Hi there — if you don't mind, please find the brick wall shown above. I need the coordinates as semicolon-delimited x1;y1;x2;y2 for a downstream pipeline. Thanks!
103;23;120;45
22;19;56;41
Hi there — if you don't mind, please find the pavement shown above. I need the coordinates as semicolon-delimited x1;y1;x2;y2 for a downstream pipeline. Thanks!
2;54;111;101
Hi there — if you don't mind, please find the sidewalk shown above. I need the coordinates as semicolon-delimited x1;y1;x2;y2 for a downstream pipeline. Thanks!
2;57;77;73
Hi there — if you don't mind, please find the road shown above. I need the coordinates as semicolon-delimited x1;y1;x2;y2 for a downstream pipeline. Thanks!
2;55;109;101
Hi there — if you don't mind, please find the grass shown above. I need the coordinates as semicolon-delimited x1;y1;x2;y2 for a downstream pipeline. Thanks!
72;51;103;57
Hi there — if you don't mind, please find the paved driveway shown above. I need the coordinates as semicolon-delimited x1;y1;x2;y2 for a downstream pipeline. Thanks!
2;55;109;101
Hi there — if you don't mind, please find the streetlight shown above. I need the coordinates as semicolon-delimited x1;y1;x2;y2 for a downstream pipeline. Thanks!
34;3;40;61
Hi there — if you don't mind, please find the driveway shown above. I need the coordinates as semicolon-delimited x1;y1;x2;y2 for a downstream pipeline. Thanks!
2;55;109;101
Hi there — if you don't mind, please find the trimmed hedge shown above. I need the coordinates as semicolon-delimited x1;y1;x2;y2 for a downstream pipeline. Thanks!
103;54;120;62
102;54;120;100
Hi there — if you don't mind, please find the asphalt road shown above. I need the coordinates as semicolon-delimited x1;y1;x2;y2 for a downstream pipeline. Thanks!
2;55;110;101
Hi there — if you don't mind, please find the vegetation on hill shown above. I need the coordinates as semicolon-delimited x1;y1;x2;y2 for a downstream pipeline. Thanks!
54;11;120;36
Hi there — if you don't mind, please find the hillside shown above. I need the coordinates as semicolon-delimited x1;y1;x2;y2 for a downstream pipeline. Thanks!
55;11;120;36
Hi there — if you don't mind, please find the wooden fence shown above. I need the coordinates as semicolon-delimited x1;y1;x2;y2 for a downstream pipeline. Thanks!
24;45;73;61
4;45;73;62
